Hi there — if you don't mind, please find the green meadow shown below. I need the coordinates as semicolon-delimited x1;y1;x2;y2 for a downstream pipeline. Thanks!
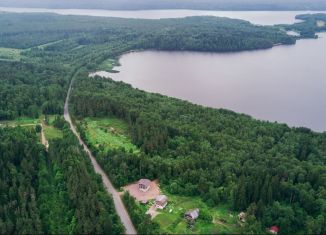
0;47;21;61
81;117;139;153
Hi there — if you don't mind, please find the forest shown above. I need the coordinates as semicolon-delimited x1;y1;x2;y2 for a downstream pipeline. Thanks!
71;75;326;234
0;125;123;234
0;12;326;234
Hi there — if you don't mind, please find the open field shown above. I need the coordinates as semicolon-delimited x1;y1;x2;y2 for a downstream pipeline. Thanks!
44;125;63;140
0;47;21;61
317;20;325;27
0;117;39;127
80;117;139;153
151;192;239;234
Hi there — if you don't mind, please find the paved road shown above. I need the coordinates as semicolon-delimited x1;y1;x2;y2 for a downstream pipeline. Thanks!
64;77;137;235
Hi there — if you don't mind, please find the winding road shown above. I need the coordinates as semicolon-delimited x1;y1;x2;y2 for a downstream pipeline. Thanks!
64;76;137;235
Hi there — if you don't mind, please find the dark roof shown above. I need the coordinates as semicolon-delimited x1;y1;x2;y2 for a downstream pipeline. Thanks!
138;179;151;187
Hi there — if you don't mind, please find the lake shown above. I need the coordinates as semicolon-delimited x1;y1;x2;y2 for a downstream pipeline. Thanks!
1;7;326;25
91;33;326;132
3;7;325;131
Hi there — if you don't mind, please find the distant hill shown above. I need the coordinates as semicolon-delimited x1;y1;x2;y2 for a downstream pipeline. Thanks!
1;0;326;11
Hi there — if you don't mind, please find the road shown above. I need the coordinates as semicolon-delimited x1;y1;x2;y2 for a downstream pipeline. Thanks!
64;77;137;235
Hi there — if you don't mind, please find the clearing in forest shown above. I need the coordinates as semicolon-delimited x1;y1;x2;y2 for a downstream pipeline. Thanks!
123;180;161;203
317;20;325;27
0;47;21;61
79;117;139;153
151;193;239;234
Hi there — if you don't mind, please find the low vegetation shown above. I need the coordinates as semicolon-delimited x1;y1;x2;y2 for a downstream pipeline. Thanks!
76;117;139;153
152;192;238;234
0;47;21;61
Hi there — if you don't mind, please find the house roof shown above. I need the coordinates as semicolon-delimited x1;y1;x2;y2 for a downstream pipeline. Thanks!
138;179;151;187
155;195;168;203
269;226;280;232
185;208;200;220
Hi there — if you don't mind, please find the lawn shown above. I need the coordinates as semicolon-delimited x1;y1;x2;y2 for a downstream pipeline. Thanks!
152;192;239;234
81;117;139;153
0;47;21;61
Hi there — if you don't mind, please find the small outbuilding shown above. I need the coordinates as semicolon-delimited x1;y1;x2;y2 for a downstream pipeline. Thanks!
268;226;280;235
185;208;200;222
155;195;168;209
138;179;151;192
238;212;246;223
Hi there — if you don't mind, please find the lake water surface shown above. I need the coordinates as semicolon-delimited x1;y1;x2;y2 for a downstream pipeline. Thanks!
92;34;326;132
1;7;326;25
3;7;325;131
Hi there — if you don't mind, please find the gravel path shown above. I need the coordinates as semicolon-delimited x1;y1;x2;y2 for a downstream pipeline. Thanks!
64;77;137;235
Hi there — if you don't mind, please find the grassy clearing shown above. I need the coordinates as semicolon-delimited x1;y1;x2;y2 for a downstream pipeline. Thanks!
81;117;139;153
44;125;63;140
152;192;239;234
97;58;119;72
0;117;39;127
0;47;21;61
317;20;325;27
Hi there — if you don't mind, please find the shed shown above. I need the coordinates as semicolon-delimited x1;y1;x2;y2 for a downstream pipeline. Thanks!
155;195;168;209
238;212;246;223
185;208;200;222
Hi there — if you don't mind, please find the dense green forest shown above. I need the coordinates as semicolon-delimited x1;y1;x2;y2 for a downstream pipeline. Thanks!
2;0;326;11
0;125;123;234
1;12;326;234
0;12;299;121
71;75;326;234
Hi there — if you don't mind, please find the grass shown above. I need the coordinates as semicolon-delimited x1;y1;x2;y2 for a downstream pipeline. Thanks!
97;58;119;72
0;117;39;127
0;47;21;61
151;192;239;234
44;125;63;140
81;117;139;153
317;20;325;27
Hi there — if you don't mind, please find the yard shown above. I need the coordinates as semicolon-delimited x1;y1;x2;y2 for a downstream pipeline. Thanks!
79;117;139;153
151;192;239;234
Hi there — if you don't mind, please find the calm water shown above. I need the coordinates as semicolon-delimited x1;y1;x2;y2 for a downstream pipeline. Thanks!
91;33;326;132
1;7;326;25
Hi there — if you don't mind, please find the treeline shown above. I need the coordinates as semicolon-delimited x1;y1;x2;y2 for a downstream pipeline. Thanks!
0;125;123;234
71;75;326;234
0;13;295;50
